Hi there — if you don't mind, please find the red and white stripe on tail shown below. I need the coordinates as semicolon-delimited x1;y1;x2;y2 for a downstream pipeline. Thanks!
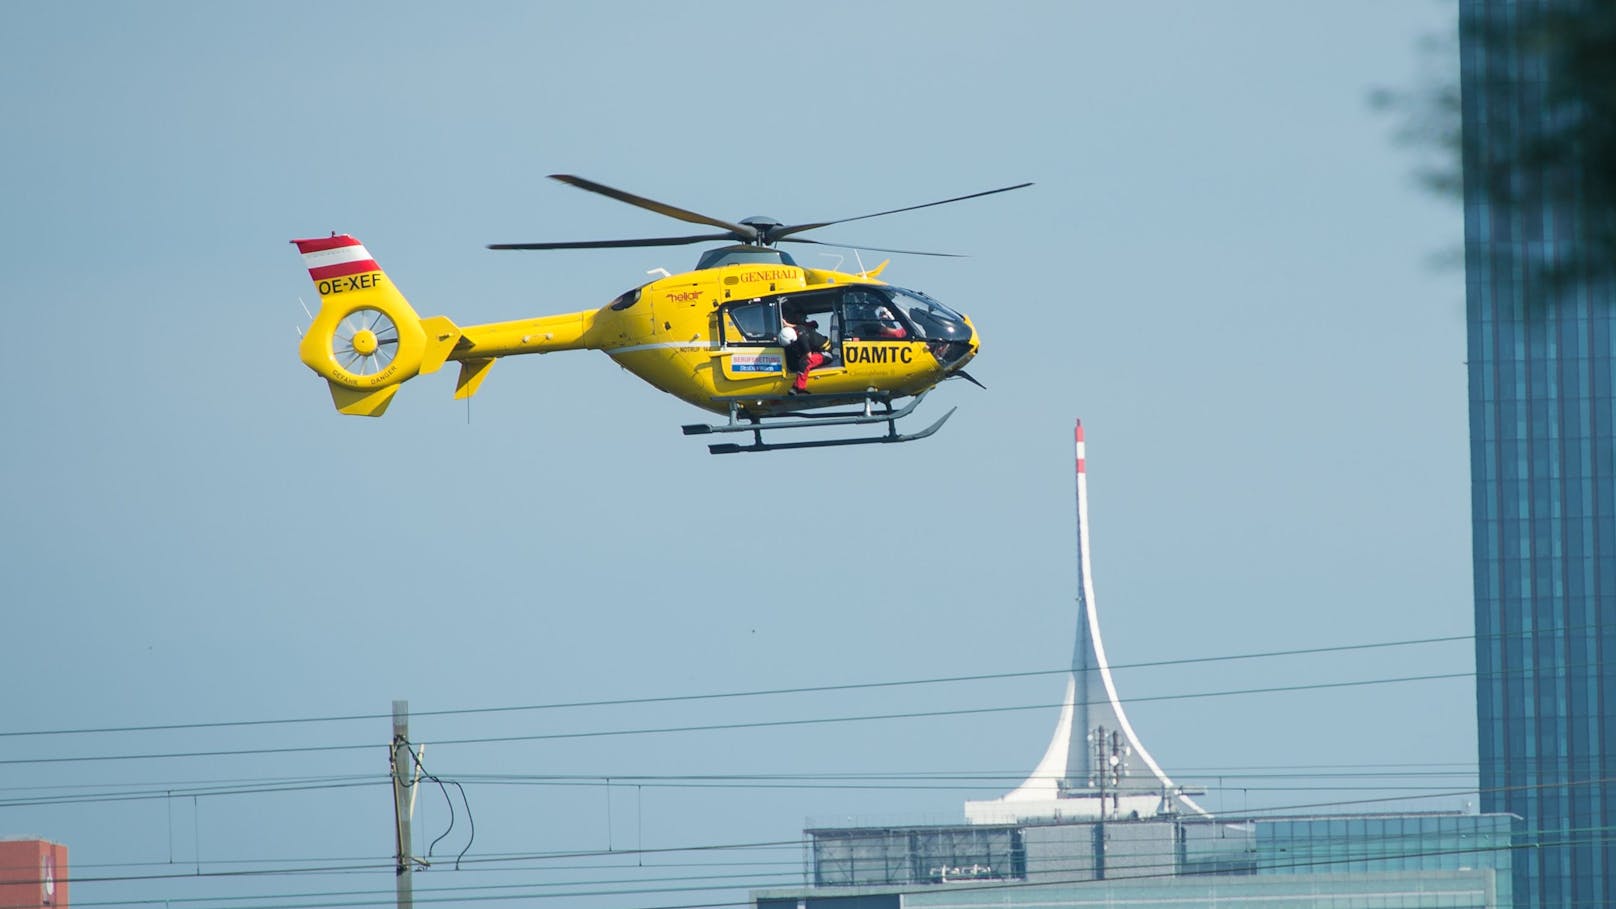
292;235;383;292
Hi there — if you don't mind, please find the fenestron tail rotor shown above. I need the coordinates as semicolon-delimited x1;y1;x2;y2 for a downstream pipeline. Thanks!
488;175;1032;255
332;307;401;377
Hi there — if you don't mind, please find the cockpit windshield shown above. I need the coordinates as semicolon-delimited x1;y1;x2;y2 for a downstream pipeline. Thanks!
883;287;969;342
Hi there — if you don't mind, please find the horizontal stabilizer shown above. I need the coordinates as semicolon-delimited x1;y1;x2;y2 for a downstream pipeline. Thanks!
455;358;495;400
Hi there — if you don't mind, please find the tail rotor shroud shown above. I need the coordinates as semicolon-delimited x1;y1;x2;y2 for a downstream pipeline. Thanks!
333;307;401;377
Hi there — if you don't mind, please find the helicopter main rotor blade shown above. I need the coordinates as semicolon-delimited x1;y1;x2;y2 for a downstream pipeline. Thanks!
549;174;758;241
778;237;964;258
771;182;1033;241
489;233;738;251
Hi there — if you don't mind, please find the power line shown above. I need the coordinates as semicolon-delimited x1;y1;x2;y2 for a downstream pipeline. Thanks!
0;776;379;808
0;763;1490;812
0;667;1476;768
0;761;1483;797
67;866;801;908
36;817;1581;909
0;631;1474;740
31;789;1616;909
43;838;809;889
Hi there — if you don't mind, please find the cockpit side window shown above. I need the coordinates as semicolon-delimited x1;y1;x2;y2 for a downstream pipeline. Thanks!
841;287;912;341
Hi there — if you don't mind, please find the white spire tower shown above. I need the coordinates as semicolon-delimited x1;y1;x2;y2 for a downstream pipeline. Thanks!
965;420;1206;823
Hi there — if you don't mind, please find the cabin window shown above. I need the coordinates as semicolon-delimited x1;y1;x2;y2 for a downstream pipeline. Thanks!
609;286;643;311
776;291;837;328
724;300;780;344
776;290;843;366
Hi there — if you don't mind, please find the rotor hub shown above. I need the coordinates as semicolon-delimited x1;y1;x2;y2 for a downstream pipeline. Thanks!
739;215;785;245
351;329;379;356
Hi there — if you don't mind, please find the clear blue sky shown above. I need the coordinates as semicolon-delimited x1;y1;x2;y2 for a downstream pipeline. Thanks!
1;2;1468;906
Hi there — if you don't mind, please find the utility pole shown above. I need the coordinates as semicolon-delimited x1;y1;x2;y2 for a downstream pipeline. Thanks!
390;699;415;909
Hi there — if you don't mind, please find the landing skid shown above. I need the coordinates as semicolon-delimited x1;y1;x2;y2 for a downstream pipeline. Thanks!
681;391;955;455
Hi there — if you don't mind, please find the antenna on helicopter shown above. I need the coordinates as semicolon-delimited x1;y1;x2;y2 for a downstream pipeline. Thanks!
295;296;314;338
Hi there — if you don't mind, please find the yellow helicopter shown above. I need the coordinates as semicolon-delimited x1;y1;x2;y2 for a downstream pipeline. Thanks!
292;175;1029;453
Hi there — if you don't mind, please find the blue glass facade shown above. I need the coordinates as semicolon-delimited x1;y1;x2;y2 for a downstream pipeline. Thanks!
1257;815;1515;906
1462;1;1616;905
783;814;1517;908
807;814;1515;889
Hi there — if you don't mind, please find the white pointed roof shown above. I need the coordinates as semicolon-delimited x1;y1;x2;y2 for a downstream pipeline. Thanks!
966;420;1206;823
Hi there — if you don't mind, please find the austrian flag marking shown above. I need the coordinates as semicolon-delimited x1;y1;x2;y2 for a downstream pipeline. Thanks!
292;235;381;281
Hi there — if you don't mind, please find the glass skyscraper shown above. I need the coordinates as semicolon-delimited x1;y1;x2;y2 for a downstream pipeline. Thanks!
1462;1;1616;905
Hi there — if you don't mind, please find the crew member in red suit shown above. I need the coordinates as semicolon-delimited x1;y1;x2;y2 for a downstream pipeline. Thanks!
789;319;831;394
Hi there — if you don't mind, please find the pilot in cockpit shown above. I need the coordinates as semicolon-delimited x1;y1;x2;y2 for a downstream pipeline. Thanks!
870;305;907;339
848;300;908;340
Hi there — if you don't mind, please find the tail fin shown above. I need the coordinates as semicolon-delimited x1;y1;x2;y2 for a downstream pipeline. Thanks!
292;235;461;416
